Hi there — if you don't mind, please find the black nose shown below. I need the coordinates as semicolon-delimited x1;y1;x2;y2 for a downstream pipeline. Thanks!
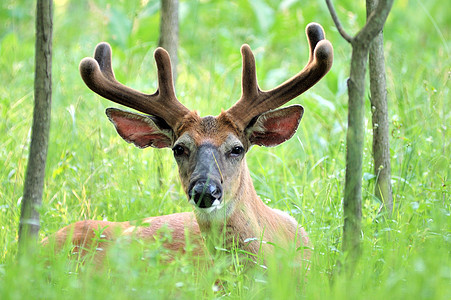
188;180;222;208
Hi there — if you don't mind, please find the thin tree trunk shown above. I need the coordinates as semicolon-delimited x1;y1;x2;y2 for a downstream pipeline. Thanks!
18;0;53;256
342;44;368;269
326;0;393;274
156;0;179;187
367;0;393;216
159;0;179;81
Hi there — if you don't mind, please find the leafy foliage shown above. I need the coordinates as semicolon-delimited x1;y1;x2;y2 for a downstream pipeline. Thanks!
0;0;449;299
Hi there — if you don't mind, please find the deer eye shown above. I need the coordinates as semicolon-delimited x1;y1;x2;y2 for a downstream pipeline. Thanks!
229;146;244;157
172;145;188;157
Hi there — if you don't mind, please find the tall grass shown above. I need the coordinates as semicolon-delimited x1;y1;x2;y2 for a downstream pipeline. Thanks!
0;0;449;299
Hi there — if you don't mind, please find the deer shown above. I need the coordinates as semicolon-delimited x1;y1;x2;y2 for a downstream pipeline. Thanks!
44;23;333;270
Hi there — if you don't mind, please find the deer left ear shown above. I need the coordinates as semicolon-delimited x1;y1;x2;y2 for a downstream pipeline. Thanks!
246;105;304;147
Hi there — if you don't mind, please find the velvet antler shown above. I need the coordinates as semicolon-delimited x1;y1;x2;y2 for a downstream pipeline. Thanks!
226;23;333;130
79;42;190;129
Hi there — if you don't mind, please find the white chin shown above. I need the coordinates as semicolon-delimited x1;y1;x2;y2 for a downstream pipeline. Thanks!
189;199;224;214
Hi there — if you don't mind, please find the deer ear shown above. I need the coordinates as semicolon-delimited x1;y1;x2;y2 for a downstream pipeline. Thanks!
246;105;304;147
106;108;174;149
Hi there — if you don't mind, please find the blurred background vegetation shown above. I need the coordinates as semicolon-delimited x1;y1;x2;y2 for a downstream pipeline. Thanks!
0;0;449;299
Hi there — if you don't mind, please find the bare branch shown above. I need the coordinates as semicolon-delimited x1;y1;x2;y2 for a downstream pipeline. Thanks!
325;0;353;43
356;0;394;43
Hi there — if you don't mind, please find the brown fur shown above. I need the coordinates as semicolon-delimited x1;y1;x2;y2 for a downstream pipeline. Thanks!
43;212;206;264
176;112;242;147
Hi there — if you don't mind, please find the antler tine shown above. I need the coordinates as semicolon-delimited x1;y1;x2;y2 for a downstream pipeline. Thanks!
226;23;333;130
305;22;326;64
240;44;259;101
79;42;190;129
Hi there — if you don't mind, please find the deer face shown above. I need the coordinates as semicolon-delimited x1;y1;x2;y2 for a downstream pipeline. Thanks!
106;105;304;219
172;115;243;214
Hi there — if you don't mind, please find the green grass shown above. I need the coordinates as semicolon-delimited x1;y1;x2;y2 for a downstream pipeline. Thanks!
0;0;449;299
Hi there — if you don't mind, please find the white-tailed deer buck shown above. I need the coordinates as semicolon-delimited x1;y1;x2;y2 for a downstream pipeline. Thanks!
44;23;333;268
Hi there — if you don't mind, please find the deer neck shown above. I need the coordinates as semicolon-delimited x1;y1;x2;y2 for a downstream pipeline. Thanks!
194;160;287;256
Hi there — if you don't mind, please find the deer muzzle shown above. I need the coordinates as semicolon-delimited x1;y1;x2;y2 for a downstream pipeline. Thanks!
189;179;223;208
188;144;224;209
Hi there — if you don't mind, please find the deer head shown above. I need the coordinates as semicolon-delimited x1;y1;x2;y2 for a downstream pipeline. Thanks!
79;23;333;228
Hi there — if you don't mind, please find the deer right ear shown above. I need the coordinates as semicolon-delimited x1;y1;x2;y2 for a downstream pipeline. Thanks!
106;108;174;149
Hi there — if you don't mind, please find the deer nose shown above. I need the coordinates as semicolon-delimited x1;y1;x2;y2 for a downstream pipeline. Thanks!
188;180;223;209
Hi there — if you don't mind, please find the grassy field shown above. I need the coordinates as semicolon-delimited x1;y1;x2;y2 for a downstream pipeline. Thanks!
0;0;449;299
